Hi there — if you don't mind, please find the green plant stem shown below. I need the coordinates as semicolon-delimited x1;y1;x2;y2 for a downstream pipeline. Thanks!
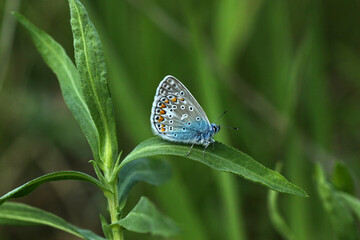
105;170;124;240
106;183;123;240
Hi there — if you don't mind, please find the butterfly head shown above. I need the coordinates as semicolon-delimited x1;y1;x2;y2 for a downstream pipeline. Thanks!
211;123;221;134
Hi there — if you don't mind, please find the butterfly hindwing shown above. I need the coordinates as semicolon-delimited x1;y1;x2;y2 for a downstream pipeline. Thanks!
151;76;212;144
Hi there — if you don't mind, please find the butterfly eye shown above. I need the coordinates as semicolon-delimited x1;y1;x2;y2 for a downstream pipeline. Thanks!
189;106;193;111
196;117;200;121
180;105;185;110
180;91;185;96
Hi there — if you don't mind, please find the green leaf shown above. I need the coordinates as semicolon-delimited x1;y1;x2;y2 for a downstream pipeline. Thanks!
12;12;102;167
0;171;107;205
100;214;113;240
115;197;179;237
0;218;38;226
0;202;104;240
338;192;360;222
118;158;171;209
267;163;297;240
121;137;308;197
314;164;357;240
332;161;355;195
69;0;118;169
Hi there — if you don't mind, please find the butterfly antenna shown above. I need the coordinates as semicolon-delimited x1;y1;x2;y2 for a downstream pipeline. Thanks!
214;110;238;130
219;125;239;130
214;110;228;124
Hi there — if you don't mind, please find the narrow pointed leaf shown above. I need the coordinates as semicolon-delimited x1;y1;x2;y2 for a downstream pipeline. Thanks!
121;137;308;197
118;158;171;209
115;197;179;237
69;0;118;167
12;12;101;167
0;171;106;205
0;202;104;240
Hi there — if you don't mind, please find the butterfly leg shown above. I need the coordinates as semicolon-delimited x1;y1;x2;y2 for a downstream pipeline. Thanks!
203;143;210;157
186;143;195;156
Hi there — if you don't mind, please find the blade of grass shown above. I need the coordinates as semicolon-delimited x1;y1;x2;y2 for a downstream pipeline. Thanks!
213;0;263;68
181;2;245;238
156;169;208;240
268;164;297;240
0;0;21;91
300;5;333;239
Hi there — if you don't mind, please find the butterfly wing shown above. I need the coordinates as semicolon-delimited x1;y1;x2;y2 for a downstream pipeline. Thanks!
150;75;212;144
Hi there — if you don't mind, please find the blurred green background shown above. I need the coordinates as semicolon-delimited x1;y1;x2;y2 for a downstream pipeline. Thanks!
1;0;360;239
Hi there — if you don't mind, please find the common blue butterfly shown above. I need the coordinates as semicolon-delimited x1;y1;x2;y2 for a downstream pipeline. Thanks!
150;75;221;156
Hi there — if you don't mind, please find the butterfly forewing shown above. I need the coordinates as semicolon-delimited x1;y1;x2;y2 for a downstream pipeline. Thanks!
151;76;211;144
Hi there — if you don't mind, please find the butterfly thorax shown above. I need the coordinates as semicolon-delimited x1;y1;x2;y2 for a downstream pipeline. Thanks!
197;123;220;146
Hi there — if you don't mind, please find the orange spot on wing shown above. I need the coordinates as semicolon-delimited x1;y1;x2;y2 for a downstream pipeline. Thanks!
161;124;165;127
161;128;165;132
160;109;165;114
172;97;177;102
180;98;184;101
164;99;169;103
160;104;166;108
158;116;164;122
